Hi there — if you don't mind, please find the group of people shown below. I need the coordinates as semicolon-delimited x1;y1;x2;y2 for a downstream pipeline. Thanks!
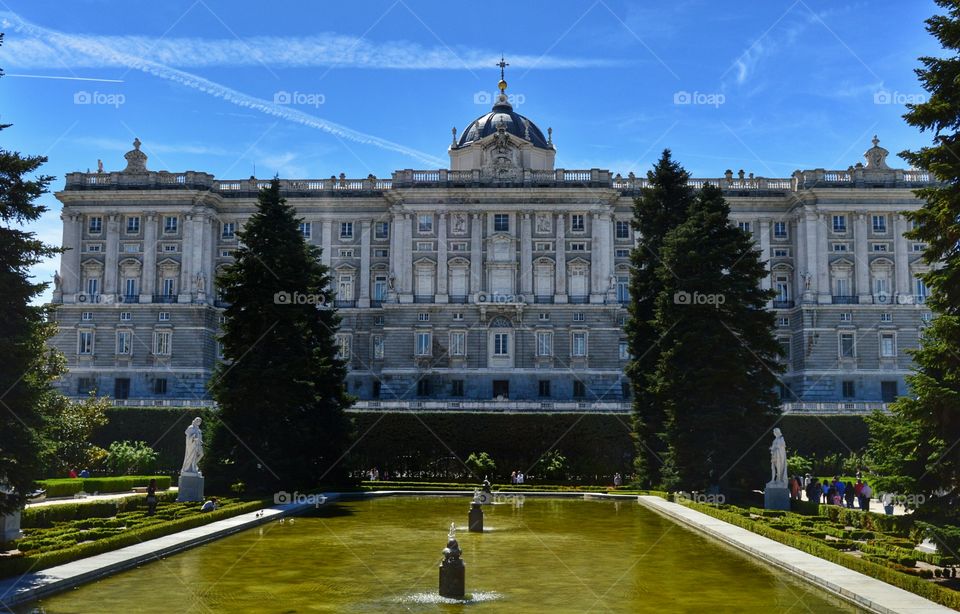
790;474;874;510
509;471;526;484
67;468;90;478
366;468;390;481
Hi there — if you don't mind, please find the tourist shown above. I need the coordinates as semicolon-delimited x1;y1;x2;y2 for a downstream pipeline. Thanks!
821;480;830;504
79;468;90;478
613;473;622;487
200;497;219;513
803;473;812;490
859;481;872;511
146;478;158;516
789;476;800;500
510;471;517;484
844;481;855;508
68;468;78;479
881;492;895;515
854;479;864;504
806;477;820;502
517;472;525;484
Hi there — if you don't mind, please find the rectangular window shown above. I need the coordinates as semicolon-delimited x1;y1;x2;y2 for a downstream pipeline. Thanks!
78;330;94;355
416;241;432;251
416;332;431;356
570;214;585;232
163;216;178;233
832;243;848;252
88;216;102;234
451;380;464;397
493;333;510;356
615;248;630;258
338;249;355;258
774;221;788;238
619;342;629;360
220;249;234;258
571;332;587;357
162;278;175;296
773;248;789;257
832;215;847;233
573;381;586;398
538;380;551;398
86;278;100;296
158;312;170;322
872;214;887;233
418;312;430;322
371;381;381;398
777;317;789;327
450;331;466;356
915;278;929;301
839;333;855;358
416;379;430;396
880;313;892;322
418;214;433;233
570;242;587;251
450;242;468;252
77;377;96;395
153;331;171;356
738;221;752;233
163;244;178;253
85;243;103;252
116;330;131;355
299;222;312;239
536;332;553;357
120;311;131;321
81;311;92;321
839;312;851;322
880;333;896;357
778;336;791;361
494;214;509;232
842;380;855;399
126;216;140;234
375;221;389;239
538;313;550;321
153;378;167;395
221;222;235;238
124;278;137;297
881;381;898;402
374;248;389;258
335;335;351;360
452;312;464;321
573;312;584;322
615;220;631;239
340;222;353;239
872;243;888;252
372;335;384;360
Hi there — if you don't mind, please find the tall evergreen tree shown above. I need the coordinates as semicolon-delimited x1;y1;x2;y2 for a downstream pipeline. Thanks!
0;32;63;515
653;183;782;492
625;150;696;487
207;179;352;494
867;0;960;517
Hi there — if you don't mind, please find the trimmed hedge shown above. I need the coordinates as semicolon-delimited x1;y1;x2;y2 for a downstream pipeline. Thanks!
819;504;915;537
22;492;180;529
1;499;267;578
37;476;171;498
676;499;960;611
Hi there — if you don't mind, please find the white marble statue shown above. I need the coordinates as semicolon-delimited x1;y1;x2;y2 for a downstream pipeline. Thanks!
769;427;787;485
181;417;204;475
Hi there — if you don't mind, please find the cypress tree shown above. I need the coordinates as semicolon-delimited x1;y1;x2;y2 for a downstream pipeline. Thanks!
207;178;352;494
0;32;63;514
625;150;695;487
867;0;960;518
653;183;782;492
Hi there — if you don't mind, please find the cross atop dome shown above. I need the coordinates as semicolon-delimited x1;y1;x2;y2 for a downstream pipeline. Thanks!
497;55;509;94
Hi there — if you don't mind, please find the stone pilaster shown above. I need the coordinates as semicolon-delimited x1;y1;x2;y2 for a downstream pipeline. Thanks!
402;213;414;297
104;213;120;298
141;213;157;301
894;213;910;298
470;213;483;295
520;212;532;296
321;221;332;268
359;219;371;308
60;211;82;297
436;213;448;302
759;218;772;307
179;213;194;302
854;211;870;303
591;211;611;303
555;213;567;302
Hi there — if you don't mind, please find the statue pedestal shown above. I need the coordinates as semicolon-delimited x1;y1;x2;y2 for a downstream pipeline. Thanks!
764;482;790;511
177;473;205;502
439;559;465;600
468;503;484;532
0;510;21;543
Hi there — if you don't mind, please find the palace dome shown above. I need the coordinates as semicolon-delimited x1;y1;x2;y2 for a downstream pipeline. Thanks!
456;85;551;150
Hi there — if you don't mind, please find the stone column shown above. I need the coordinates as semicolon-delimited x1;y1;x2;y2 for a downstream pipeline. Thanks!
470;214;483;294
359;219;371;308
141;213;157;301
555;213;567;302
758;218;772;308
104;213;120;297
179;213;194;302
321;221;332;268
813;212;829;303
894;213;910;298
402;213;414;297
591;211;612;303
436;213;448;302
60;211;83;297
854;211;870;303
520;212;532;296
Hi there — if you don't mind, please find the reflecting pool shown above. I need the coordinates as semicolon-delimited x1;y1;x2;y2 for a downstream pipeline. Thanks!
25;496;859;612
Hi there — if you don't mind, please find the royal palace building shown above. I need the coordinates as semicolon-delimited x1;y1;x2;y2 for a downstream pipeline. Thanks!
48;79;936;412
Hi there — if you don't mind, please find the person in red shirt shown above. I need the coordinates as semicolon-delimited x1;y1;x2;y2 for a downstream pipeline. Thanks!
68;468;78;479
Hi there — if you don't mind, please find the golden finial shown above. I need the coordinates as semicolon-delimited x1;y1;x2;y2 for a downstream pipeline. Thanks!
497;55;509;93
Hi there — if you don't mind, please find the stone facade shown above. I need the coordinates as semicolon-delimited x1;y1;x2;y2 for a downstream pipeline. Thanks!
48;95;935;411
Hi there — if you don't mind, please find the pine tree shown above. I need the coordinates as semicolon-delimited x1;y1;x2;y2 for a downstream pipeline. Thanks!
867;0;960;518
653;183;782;492
625;150;696;487
207;178;352;494
0;32;63;514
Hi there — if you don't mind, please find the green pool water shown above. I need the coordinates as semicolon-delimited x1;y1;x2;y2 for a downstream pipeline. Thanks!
26;496;859;613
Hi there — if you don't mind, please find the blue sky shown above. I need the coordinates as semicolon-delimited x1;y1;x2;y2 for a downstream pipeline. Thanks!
0;0;943;302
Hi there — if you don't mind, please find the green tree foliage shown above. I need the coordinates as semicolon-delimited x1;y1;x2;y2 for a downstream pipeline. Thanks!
534;450;570;481
625;150;696;487
0;32;64;513
104;440;158;476
868;0;960;518
45;393;110;474
653;183;782;492
464;451;496;479
207;179;352;494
